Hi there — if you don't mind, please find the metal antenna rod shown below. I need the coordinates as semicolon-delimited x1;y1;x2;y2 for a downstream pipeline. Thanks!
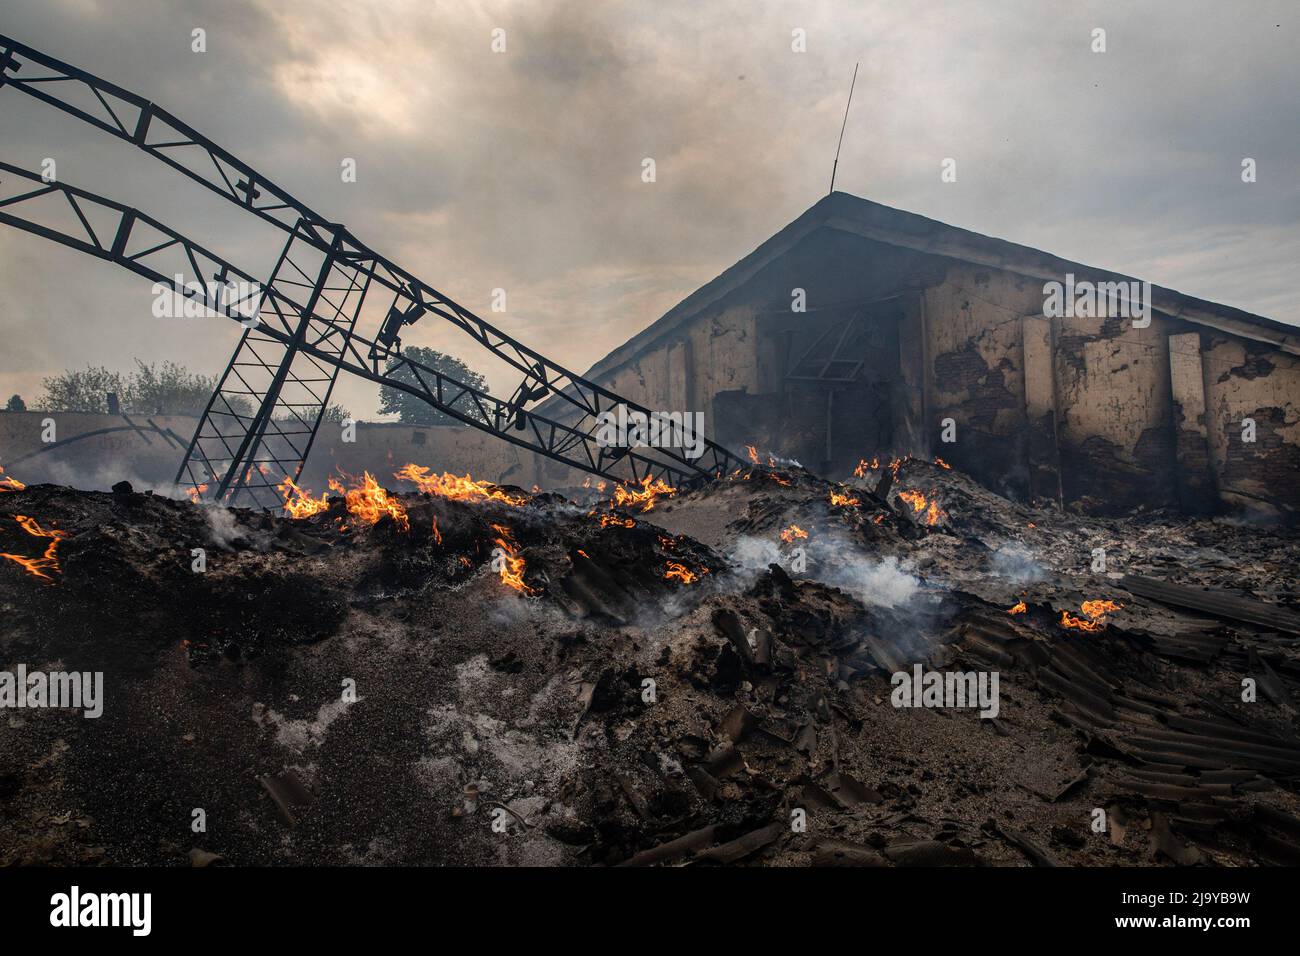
828;61;859;195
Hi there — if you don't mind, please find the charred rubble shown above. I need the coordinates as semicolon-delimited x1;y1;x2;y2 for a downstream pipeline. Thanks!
1;458;1299;867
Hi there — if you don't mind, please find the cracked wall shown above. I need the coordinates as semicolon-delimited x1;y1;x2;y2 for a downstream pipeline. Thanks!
1203;336;1300;512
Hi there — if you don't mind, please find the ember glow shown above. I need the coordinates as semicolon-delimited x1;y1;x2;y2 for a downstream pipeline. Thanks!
1;514;69;583
611;475;676;513
829;490;860;507
779;523;808;543
278;476;331;519
490;523;536;594
1008;599;1027;615
329;472;410;532
935;457;951;470
394;463;526;505
0;466;25;492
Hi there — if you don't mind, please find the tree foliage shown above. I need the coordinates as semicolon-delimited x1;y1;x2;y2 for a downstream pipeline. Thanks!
377;347;489;426
38;360;220;415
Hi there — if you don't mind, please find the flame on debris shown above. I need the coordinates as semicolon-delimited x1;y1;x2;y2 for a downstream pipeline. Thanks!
853;457;880;478
277;475;331;519
1060;599;1124;632
394;463;526;505
1;515;68;583
1008;599;1027;615
664;561;700;584
490;523;536;594
779;524;808;544
0;466;25;492
829;490;860;507
1080;599;1123;619
934;457;951;469
186;483;209;503
600;513;636;528
612;475;676;513
431;516;442;545
897;489;947;526
328;472;409;532
746;445;760;464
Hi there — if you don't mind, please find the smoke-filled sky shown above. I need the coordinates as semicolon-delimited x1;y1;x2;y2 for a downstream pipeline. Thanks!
1;0;1296;420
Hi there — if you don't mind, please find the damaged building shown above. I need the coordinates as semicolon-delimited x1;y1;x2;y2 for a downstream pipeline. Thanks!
546;192;1300;518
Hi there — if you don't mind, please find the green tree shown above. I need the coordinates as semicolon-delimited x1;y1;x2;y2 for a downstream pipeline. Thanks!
37;366;129;413
38;360;224;415
322;403;351;424
5;395;25;412
377;346;489;426
124;360;221;415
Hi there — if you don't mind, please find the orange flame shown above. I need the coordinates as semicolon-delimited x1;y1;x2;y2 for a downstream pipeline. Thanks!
328;472;409;532
0;466;25;492
664;561;698;584
277;475;331;519
898;489;927;512
186;483;209;503
852;456;881;478
490;523;536;594
746;445;760;464
829;490;860;507
611;475;676;513
934;457;951;470
600;513;636;528
1060;610;1104;632
1008;600;1027;615
1;515;68;583
897;489;946;526
779;524;808;544
1081;599;1123;619
1060;599;1123;632
394;464;526;505
431;516;443;545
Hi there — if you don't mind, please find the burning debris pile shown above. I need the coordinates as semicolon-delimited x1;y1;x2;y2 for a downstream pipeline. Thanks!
1;456;1299;867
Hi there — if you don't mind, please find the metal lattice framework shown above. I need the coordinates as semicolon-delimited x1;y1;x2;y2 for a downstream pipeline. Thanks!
0;34;746;507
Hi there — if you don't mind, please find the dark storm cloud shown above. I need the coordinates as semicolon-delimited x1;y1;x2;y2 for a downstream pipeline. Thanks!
1;0;1296;421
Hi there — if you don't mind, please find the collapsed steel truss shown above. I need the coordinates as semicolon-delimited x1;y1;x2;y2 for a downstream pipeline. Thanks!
0;34;745;507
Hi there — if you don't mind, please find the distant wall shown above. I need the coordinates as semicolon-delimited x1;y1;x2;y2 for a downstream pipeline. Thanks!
0;412;566;496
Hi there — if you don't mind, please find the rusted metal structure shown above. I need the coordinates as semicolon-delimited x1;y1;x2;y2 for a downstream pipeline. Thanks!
0;34;745;508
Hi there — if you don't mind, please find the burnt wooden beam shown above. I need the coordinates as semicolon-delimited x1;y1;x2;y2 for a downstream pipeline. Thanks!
1121;573;1300;635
